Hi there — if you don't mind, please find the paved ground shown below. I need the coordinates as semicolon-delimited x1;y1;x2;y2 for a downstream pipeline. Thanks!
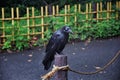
0;37;120;80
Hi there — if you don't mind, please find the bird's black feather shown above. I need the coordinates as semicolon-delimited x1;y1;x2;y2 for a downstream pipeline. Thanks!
42;26;72;70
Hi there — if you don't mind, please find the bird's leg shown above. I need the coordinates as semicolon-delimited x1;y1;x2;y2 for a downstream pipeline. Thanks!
60;52;64;55
58;52;64;55
56;53;60;55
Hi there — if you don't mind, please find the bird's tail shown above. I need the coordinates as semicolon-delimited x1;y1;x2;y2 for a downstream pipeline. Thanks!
42;52;55;70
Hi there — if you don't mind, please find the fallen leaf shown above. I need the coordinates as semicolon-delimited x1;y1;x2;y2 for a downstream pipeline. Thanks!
28;54;33;57
7;49;13;53
28;59;32;62
99;71;106;74
84;37;91;46
94;66;101;70
4;58;8;61
99;71;103;74
81;47;85;50
39;48;41;51
22;54;25;56
85;65;88;67
72;53;76;55
72;42;75;45
80;78;83;80
103;71;106;73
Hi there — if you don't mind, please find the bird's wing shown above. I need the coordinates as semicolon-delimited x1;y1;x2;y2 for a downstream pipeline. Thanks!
45;31;61;53
43;32;61;70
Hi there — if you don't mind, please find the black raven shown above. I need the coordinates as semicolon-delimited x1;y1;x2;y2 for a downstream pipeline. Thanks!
42;26;72;70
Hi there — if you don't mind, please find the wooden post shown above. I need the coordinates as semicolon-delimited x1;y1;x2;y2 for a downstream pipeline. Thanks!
27;7;30;39
41;7;44;39
54;55;68;80
74;5;77;26
1;8;5;44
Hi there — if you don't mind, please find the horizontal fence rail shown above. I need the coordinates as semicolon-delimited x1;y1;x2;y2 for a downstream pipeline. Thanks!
0;1;120;47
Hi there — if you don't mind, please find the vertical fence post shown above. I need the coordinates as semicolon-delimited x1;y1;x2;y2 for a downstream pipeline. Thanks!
32;7;35;34
118;1;120;19
65;5;67;25
45;6;48;31
16;7;19;27
89;3;92;19
96;3;99;22
1;8;5;44
11;8;15;41
116;1;118;20
86;3;88;21
56;5;59;15
56;5;59;25
67;5;70;23
16;7;20;35
100;2;102;19
109;1;112;19
107;2;110;20
27;7;30;39
74;4;77;26
41;7;44;39
54;55;68;80
78;4;81;13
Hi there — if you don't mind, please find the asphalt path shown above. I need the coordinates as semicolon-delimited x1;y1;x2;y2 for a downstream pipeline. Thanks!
0;37;120;80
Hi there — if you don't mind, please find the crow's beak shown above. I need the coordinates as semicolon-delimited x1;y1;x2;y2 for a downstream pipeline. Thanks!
69;29;73;34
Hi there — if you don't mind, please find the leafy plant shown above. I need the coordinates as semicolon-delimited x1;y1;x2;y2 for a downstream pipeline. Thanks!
2;21;29;51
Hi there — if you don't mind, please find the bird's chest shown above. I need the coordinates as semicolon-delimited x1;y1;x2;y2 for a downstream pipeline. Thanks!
58;37;68;50
59;36;67;43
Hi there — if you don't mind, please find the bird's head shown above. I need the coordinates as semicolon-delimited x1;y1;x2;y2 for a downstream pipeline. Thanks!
62;26;73;34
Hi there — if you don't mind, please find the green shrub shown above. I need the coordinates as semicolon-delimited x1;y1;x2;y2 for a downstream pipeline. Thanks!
2;21;29;51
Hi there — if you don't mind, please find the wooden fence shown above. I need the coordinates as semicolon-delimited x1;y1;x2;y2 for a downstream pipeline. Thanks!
0;1;120;47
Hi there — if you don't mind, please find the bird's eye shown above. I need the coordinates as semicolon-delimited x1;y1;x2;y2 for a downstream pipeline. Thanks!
65;27;69;31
